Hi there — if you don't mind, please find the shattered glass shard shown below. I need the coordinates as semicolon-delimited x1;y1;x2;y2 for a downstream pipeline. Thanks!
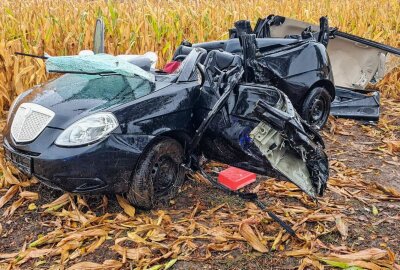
45;53;155;82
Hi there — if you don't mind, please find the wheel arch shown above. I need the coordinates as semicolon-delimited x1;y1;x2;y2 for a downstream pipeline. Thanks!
308;79;335;100
136;130;191;164
155;130;191;153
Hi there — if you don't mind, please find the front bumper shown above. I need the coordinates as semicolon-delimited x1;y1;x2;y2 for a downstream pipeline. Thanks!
3;131;154;194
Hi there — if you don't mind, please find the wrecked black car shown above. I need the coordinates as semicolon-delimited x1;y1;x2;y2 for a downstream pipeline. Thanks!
3;19;329;209
174;15;399;127
174;18;336;129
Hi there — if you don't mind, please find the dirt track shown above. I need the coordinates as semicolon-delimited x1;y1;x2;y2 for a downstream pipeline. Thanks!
0;98;399;270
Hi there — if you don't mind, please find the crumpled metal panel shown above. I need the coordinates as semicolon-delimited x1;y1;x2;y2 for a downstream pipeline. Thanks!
331;87;380;121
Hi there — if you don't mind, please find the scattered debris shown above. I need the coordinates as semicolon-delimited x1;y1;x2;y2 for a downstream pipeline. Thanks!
218;167;256;191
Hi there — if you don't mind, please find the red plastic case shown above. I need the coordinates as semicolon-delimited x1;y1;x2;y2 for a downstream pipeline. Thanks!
218;166;256;191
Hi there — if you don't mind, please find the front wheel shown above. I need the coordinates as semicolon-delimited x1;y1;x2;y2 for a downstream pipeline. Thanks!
127;138;185;209
300;87;331;129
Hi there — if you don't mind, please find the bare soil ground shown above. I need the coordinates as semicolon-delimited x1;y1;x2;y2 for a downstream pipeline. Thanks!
0;98;399;270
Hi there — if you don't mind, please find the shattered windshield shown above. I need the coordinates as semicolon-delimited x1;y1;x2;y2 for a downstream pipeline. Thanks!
52;74;153;101
32;73;155;111
45;53;155;82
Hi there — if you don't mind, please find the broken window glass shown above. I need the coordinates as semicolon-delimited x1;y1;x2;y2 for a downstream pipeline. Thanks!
45;53;155;82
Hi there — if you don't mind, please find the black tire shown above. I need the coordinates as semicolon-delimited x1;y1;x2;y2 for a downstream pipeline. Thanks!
127;138;185;209
301;87;331;129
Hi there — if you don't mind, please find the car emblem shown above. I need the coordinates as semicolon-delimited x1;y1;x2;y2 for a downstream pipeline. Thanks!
10;103;55;143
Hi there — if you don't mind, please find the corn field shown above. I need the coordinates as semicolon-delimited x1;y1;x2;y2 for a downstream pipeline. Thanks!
0;0;399;117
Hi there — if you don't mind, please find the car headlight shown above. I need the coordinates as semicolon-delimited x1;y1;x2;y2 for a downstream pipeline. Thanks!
55;112;119;146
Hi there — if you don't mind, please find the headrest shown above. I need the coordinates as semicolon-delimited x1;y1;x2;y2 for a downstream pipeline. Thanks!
204;50;242;72
117;55;152;71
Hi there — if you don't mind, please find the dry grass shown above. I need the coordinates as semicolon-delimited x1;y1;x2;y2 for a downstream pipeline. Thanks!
0;0;399;116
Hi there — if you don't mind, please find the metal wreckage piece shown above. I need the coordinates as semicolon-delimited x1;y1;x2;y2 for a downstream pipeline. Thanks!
192;34;329;199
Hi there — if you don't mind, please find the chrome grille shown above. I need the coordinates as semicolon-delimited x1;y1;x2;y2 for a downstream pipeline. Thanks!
11;103;55;143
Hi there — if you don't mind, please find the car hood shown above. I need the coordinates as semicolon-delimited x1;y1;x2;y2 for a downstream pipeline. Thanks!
12;73;154;129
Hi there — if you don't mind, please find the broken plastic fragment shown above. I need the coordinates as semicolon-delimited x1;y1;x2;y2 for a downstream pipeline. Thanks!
250;121;317;198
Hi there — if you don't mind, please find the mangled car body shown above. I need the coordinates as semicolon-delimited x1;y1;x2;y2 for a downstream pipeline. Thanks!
3;16;397;209
175;18;336;129
182;15;399;125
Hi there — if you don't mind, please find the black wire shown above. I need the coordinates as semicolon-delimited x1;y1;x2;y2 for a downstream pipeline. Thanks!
15;52;48;59
199;168;296;237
